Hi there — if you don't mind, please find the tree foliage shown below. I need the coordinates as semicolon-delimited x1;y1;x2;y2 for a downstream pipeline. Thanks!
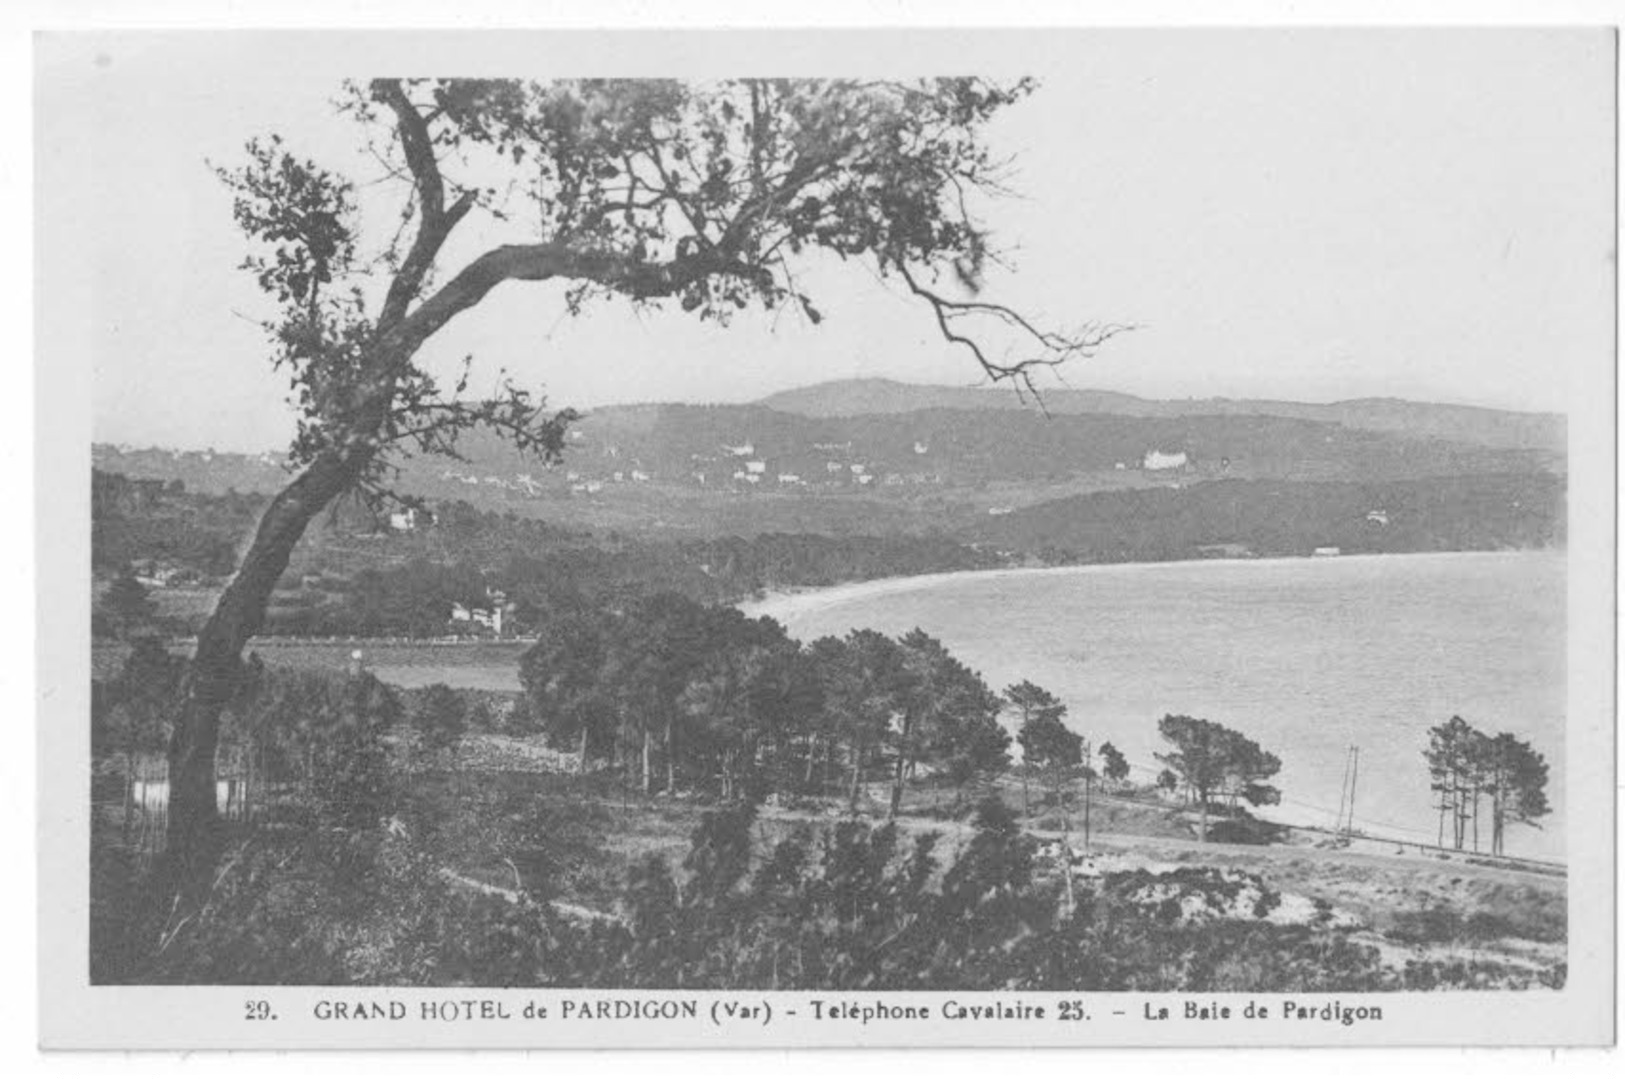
1099;740;1130;784
1008;679;1082;826
1154;714;1282;841
1424;716;1550;855
519;595;1008;810
98;567;158;640
414;683;469;755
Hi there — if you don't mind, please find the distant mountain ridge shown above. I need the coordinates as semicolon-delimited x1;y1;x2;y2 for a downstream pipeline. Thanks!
757;379;1566;454
93;379;1565;545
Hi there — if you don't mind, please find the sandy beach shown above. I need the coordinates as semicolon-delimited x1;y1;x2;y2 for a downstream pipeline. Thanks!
739;550;1523;622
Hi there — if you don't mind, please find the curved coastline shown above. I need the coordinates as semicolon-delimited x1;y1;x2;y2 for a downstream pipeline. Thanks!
738;548;1555;623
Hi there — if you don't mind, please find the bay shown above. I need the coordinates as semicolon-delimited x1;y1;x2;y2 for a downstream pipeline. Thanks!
743;551;1567;859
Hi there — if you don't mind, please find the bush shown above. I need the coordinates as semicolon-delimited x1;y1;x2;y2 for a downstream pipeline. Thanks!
1205;815;1287;845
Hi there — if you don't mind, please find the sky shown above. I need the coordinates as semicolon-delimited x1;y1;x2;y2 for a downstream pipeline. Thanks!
39;29;1615;452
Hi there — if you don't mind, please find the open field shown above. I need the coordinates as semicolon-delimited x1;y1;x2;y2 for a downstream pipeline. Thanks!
93;637;536;691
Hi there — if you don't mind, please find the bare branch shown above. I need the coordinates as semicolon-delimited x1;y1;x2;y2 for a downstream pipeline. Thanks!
896;263;1135;406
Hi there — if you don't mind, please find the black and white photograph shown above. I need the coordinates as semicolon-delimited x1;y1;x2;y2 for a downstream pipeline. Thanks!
34;21;1616;1049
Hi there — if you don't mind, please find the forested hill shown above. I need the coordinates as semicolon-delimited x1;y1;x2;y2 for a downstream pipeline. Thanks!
94;388;1562;527
759;379;1566;454
975;473;1565;562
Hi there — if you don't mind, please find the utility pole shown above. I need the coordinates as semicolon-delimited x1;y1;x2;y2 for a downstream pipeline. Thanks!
1334;744;1353;833
1345;745;1359;841
1080;738;1093;854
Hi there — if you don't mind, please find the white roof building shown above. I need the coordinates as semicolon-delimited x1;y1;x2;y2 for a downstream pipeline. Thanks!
1143;450;1190;471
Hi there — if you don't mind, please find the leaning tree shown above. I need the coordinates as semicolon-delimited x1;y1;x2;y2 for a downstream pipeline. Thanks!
165;77;1128;873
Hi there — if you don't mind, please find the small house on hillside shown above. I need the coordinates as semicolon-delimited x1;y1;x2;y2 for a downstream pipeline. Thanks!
1142;449;1190;471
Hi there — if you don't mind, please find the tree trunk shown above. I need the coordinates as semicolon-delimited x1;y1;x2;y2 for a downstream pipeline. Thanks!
888;718;912;820
121;748;134;844
641;724;652;795
847;743;864;814
665;714;676;795
889;751;908;820
1082;772;1092;852
165;450;362;878
1471;786;1481;853
577;725;589;775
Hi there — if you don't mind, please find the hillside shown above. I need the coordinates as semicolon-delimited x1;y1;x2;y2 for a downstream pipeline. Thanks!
975;473;1565;562
759;378;1567;454
93;386;1563;542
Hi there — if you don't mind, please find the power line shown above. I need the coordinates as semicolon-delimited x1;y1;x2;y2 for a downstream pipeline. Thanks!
1104;744;1447;840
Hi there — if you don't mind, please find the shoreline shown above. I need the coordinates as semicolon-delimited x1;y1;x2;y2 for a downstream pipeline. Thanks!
739;547;1562;621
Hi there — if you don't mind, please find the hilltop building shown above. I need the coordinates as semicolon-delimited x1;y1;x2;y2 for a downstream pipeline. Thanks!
1143;449;1190;471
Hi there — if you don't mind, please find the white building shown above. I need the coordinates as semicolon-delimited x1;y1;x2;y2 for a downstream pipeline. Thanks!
389;507;418;531
723;442;755;457
745;460;767;475
778;473;801;484
913;441;929;455
1143;449;1190;471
